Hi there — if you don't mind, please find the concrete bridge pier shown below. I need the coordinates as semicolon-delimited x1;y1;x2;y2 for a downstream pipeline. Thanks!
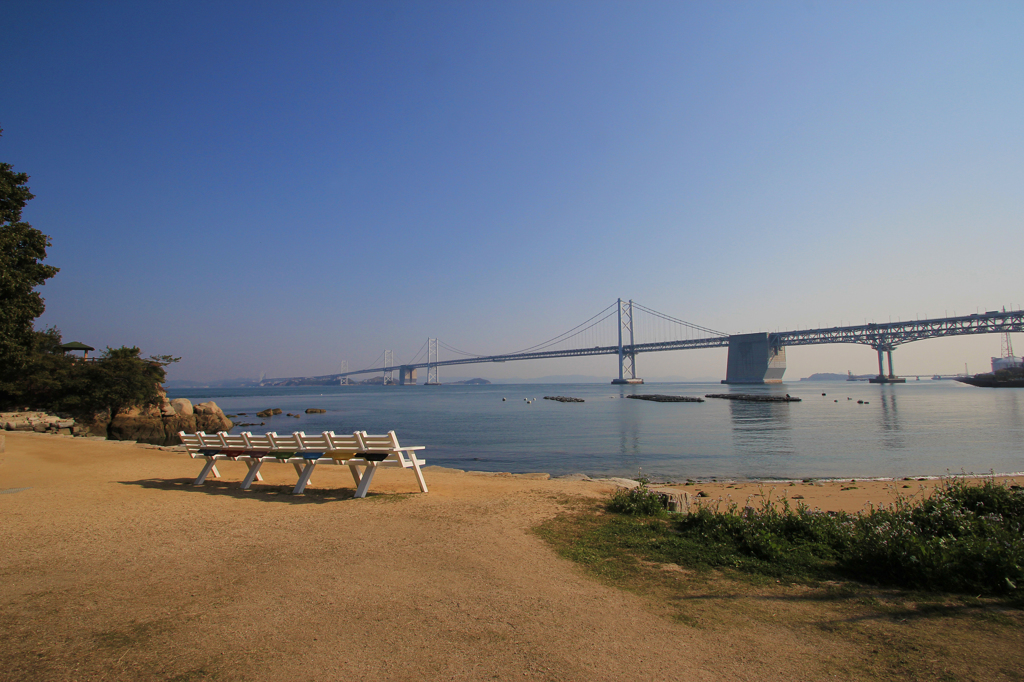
722;333;786;384
398;366;417;385
869;345;905;384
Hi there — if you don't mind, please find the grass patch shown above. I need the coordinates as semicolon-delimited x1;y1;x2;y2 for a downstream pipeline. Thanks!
535;480;1024;681
666;478;1024;594
541;478;1024;595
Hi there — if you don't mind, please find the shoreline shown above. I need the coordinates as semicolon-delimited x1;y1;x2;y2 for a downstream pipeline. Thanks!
5;430;1021;488
4;430;1021;516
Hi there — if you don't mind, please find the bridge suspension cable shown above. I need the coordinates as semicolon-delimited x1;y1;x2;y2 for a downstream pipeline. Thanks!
437;340;488;358
503;301;619;355
630;302;726;339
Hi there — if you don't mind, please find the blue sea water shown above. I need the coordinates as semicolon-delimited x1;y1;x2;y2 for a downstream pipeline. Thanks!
166;381;1024;481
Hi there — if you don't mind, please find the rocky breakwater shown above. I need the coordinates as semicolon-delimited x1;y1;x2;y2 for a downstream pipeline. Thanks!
543;396;585;403
704;393;801;402
626;394;704;403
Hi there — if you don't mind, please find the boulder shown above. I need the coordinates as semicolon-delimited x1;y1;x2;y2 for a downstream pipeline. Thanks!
170;398;193;416
305;408;326;414
108;415;169;443
107;413;201;446
596;477;641;489
80;409;112;437
650;488;691;514
194;402;233;433
159;397;177;417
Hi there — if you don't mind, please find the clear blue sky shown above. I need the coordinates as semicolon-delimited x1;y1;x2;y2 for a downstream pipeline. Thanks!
4;1;1022;382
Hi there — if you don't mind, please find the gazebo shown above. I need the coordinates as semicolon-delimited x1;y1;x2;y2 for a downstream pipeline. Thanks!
60;341;95;361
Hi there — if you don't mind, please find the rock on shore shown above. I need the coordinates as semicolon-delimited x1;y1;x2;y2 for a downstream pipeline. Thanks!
1;411;78;435
106;395;233;445
4;384;234;446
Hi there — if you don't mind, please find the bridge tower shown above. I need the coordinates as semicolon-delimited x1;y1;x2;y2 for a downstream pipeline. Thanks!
425;338;440;385
612;298;644;384
383;350;394;385
339;360;350;385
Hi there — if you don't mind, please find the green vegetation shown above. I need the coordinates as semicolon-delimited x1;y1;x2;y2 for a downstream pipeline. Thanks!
0;326;177;415
0;127;177;416
607;474;669;518
0;126;59;372
538;490;1024;681
548;478;1024;596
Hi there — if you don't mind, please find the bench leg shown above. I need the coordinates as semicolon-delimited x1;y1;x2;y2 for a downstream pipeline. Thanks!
293;461;317;494
354;462;378;498
194;458;218;485
241;460;264;489
410;459;428;493
348;464;363;487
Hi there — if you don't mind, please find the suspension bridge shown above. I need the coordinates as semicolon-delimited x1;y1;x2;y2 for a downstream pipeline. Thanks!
269;300;1024;386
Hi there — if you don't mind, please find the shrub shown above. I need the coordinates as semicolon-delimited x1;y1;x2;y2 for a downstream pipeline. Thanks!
844;479;1024;593
607;473;668;517
605;478;1024;594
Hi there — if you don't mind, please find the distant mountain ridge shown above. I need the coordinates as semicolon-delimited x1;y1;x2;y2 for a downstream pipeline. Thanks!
165;378;257;388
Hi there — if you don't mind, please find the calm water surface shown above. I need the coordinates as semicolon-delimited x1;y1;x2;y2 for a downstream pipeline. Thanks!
167;381;1024;481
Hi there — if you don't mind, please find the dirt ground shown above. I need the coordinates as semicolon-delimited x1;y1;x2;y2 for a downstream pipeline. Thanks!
1;431;1021;681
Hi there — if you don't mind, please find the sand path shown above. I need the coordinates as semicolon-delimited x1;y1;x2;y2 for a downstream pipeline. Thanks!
1;432;1019;681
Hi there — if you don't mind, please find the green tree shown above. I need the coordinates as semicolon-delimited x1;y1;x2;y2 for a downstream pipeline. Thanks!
1;327;76;408
77;346;170;417
0;126;59;370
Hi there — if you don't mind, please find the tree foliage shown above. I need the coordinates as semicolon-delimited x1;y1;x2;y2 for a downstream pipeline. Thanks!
0;126;59;369
0;327;177;415
0;127;179;419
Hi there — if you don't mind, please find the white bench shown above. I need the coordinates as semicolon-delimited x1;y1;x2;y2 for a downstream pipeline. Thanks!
178;430;427;498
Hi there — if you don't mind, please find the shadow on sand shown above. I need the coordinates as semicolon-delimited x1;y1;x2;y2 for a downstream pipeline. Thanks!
117;477;381;504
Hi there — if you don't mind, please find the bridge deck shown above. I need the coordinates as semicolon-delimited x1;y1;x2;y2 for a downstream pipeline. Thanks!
270;309;1023;383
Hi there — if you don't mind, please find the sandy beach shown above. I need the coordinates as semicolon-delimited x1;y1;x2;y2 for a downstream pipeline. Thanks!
1;431;1022;681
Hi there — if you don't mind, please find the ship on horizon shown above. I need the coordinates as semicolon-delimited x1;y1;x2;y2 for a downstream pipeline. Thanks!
956;331;1023;388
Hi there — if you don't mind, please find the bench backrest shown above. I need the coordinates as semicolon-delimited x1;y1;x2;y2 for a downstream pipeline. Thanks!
178;429;414;462
179;432;203;452
192;431;246;450
265;432;301;451
323;432;361;454
241;432;272;450
294;432;330;451
359;431;402;452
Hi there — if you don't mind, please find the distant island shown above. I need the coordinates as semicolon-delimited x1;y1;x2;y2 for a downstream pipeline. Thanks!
448;378;491;385
800;373;850;381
